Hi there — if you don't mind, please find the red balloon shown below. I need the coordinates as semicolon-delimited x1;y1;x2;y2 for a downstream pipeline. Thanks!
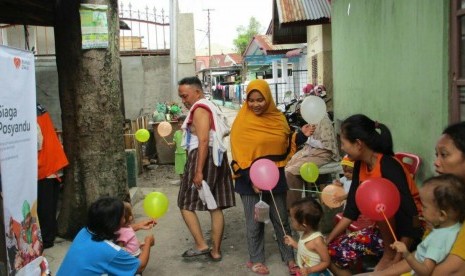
355;177;400;221
250;159;280;191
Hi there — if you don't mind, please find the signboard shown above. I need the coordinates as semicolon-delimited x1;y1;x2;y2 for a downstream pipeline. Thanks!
0;45;42;275
80;4;109;49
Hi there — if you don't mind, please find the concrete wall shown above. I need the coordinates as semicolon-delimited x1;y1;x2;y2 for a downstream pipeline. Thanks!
331;0;449;181
121;56;172;119
307;24;333;111
37;56;172;128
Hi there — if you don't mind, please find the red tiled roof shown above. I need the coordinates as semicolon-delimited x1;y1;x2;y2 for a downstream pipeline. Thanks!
195;53;242;71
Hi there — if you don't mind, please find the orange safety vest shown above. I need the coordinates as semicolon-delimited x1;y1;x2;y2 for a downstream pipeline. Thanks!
37;112;69;180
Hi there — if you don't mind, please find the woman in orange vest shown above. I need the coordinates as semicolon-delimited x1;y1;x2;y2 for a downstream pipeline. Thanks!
37;103;68;249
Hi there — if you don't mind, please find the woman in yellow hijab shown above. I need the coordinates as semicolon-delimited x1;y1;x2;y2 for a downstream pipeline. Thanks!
230;79;313;275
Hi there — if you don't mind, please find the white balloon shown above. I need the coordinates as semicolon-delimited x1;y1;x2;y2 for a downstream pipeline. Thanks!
300;96;327;124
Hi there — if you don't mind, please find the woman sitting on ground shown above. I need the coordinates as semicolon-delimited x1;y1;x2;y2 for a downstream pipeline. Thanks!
57;197;155;275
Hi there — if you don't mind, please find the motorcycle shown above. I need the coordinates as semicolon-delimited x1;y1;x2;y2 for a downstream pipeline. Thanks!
279;94;334;130
278;98;306;131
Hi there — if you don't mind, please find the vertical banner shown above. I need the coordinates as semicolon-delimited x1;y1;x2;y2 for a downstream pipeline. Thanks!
80;4;109;49
0;45;42;275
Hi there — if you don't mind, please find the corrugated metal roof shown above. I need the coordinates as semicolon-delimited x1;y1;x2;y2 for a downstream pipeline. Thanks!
277;0;331;24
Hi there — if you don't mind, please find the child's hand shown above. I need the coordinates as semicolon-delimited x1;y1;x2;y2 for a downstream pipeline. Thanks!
134;219;157;231
284;235;297;248
390;241;408;254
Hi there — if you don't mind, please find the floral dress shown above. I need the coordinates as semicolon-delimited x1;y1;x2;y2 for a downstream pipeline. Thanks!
327;225;383;268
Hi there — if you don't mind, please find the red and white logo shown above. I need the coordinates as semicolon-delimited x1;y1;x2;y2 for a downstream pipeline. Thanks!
13;57;21;69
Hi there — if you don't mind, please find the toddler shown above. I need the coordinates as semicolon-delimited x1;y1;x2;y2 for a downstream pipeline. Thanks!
168;115;187;182
284;197;331;276
332;155;354;207
116;202;142;256
371;174;465;276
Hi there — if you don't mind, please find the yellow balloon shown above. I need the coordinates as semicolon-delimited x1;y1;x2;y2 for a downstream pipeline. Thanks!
143;192;169;219
300;162;319;182
135;129;150;142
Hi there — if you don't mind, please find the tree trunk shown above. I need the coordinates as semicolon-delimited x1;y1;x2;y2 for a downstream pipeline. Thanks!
54;0;129;238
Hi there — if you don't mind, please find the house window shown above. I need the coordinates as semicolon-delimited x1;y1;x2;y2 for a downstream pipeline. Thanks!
312;55;318;85
450;0;465;121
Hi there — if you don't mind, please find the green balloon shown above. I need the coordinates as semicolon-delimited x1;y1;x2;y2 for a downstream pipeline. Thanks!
300;162;319;183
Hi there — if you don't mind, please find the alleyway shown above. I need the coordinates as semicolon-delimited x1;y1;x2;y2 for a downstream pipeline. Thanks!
44;105;294;275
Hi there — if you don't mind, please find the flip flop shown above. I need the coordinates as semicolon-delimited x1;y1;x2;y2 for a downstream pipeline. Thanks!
288;264;299;276
247;261;270;275
181;247;211;257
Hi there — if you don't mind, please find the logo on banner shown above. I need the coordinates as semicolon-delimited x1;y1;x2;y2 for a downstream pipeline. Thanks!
13;57;21;69
12;56;30;70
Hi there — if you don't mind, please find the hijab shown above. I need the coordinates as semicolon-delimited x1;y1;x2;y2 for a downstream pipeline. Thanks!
230;79;292;170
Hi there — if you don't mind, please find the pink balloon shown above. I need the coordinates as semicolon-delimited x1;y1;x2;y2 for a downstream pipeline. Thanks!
355;177;401;221
250;159;280;191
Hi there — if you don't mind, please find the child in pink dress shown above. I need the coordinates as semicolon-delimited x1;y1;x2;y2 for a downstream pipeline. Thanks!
116;202;142;256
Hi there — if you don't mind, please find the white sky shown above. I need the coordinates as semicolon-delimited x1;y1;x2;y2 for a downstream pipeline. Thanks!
122;0;273;54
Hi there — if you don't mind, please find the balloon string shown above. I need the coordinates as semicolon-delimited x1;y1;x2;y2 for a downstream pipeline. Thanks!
381;210;398;242
313;182;320;192
161;136;170;144
289;188;332;194
269;192;286;236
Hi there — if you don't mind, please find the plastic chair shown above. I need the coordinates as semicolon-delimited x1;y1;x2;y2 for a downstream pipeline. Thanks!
334;152;422;232
395;152;421;178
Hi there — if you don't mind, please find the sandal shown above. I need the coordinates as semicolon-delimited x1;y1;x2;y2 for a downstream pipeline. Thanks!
247;261;270;275
288;263;299;276
181;247;211;257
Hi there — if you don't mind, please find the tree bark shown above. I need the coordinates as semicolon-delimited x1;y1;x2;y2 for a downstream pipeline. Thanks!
54;0;129;238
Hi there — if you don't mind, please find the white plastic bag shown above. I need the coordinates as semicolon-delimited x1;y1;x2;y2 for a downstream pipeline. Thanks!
254;194;270;224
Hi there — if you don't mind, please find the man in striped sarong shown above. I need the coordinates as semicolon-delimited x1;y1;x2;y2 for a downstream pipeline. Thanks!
177;77;235;262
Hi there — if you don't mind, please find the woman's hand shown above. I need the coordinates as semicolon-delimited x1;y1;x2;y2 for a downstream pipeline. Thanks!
333;179;342;186
252;185;261;194
301;124;316;137
144;234;155;247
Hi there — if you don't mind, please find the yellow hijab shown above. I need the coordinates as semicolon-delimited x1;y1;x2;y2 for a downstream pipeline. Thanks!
230;79;293;171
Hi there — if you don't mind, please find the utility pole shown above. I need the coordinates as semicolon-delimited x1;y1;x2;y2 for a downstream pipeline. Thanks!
204;8;214;94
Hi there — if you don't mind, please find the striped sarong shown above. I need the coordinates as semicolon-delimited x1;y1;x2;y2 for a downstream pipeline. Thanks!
177;148;236;211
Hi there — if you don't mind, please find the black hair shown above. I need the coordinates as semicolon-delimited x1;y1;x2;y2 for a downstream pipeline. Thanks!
442;122;465;156
178;76;203;91
423;174;465;222
87;196;124;242
341;114;394;156
177;114;187;122
290;197;323;230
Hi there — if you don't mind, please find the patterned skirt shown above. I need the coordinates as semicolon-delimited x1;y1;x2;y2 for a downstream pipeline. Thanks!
177;148;236;211
327;225;384;269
